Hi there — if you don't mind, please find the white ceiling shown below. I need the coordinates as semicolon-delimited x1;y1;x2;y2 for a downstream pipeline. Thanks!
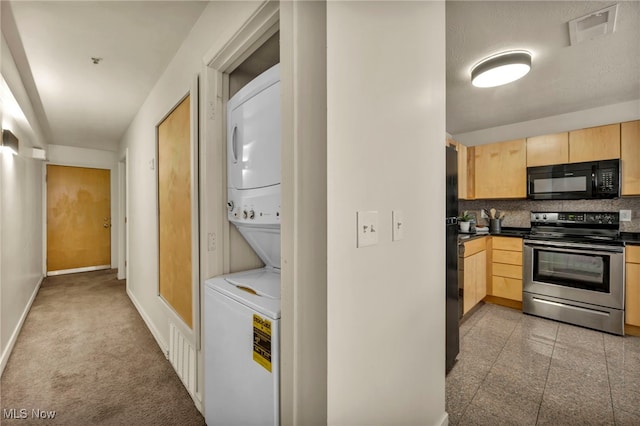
2;1;639;152
3;1;207;152
447;1;640;136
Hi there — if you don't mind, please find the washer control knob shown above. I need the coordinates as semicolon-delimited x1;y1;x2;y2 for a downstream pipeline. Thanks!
249;210;255;220
227;201;234;211
242;210;248;219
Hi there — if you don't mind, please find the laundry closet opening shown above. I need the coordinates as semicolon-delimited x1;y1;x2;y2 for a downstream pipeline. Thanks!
226;31;280;273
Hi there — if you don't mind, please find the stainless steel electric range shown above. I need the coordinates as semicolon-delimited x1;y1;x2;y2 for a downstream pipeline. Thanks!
523;212;624;335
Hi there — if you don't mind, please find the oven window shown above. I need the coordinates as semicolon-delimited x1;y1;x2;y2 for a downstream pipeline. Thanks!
533;250;609;293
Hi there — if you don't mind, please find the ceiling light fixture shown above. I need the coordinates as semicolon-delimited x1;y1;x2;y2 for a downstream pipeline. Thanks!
471;50;532;88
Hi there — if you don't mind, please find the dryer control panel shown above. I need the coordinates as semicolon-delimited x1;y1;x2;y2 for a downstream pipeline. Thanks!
228;185;281;226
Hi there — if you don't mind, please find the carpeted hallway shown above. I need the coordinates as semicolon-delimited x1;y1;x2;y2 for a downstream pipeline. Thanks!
0;270;204;425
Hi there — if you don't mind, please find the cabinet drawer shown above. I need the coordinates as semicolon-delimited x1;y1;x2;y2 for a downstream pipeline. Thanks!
493;249;522;266
492;276;523;301
492;262;522;280
492;236;522;252
461;237;486;257
627;245;640;264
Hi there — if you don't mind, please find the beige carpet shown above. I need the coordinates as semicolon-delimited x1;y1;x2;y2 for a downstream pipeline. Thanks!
0;269;204;425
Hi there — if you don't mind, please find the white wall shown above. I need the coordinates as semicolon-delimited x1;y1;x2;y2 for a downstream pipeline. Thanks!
47;144;119;271
118;0;264;408
453;99;640;146
1;35;45;376
325;2;447;425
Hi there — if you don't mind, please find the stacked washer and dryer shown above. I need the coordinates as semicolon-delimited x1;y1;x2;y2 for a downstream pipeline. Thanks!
204;64;281;426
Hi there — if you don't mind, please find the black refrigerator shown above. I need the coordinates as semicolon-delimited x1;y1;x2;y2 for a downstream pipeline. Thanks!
445;145;459;373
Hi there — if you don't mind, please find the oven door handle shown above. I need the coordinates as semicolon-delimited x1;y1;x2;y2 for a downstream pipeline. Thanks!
524;240;623;254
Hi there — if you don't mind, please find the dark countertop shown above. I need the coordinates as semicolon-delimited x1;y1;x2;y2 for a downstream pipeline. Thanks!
621;232;640;245
458;229;640;245
458;227;529;244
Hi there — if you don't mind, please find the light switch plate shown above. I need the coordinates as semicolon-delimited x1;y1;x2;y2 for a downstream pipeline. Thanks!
392;210;404;241
620;210;632;222
357;211;379;248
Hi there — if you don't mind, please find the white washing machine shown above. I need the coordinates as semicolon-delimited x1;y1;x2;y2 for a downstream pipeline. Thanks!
204;267;280;426
205;63;281;426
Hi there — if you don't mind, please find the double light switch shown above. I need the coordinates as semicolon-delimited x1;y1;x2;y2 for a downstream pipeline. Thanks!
357;210;404;247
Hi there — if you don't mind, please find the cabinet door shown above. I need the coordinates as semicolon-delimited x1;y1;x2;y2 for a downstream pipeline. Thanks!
463;250;487;314
621;120;640;196
569;124;620;163
526;132;569;167
627;246;640;327
475;139;526;199
457;143;468;199
475;250;487;302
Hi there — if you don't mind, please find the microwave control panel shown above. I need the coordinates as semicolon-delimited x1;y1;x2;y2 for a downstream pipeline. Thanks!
597;168;617;193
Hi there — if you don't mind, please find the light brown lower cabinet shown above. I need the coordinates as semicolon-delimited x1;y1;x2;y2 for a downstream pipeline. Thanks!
626;245;640;327
490;236;523;301
460;237;487;315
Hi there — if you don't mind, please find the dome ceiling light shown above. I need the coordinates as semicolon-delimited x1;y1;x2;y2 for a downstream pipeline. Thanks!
471;50;532;88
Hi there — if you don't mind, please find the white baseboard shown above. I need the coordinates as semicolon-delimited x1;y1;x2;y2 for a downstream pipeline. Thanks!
0;275;44;377
440;412;450;426
126;288;168;355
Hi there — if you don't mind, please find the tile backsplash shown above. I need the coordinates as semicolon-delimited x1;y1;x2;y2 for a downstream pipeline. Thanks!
459;197;640;232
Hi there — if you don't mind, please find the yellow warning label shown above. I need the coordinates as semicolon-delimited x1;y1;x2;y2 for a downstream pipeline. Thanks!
253;314;272;372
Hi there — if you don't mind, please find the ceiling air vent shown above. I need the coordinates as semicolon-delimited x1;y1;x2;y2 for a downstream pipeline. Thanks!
568;4;618;46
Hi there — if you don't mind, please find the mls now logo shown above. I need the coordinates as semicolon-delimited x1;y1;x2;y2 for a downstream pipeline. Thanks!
3;408;57;419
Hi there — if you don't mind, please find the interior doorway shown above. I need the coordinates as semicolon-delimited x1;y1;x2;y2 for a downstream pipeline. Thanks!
46;164;111;275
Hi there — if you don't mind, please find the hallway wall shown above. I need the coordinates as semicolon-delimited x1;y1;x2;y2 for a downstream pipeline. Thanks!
1;35;46;375
117;0;264;409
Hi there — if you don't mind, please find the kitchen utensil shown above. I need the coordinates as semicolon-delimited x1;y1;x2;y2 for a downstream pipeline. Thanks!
498;211;505;220
490;208;496;219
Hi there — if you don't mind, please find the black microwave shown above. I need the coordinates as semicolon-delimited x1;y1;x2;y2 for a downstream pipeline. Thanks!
527;159;620;200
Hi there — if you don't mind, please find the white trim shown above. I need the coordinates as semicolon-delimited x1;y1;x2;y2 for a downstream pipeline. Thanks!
190;74;201;352
117;157;127;280
47;265;110;276
0;275;44;377
126;287;168;355
440;412;450;426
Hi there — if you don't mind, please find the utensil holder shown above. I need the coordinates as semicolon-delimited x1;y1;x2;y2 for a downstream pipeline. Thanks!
489;218;501;234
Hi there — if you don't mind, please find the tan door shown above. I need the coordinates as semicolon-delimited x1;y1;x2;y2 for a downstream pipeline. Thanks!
47;165;111;274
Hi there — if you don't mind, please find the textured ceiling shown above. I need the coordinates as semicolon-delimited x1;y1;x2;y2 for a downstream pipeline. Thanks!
446;1;640;135
4;1;207;152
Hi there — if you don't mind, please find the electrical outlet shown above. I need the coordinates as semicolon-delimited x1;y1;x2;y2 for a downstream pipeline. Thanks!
620;210;632;222
357;211;379;248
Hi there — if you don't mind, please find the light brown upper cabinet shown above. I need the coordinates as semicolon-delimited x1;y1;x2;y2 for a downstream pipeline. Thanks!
621;120;640;196
526;132;569;167
475;139;526;199
447;138;474;200
568;123;621;163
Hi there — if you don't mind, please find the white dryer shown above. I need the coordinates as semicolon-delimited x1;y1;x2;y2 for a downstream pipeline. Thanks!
205;63;281;426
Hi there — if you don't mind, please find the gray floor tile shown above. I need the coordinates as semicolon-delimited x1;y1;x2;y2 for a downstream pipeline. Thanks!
470;368;543;425
554;323;606;357
546;346;610;398
446;303;639;426
510;314;558;346
537;391;615;425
